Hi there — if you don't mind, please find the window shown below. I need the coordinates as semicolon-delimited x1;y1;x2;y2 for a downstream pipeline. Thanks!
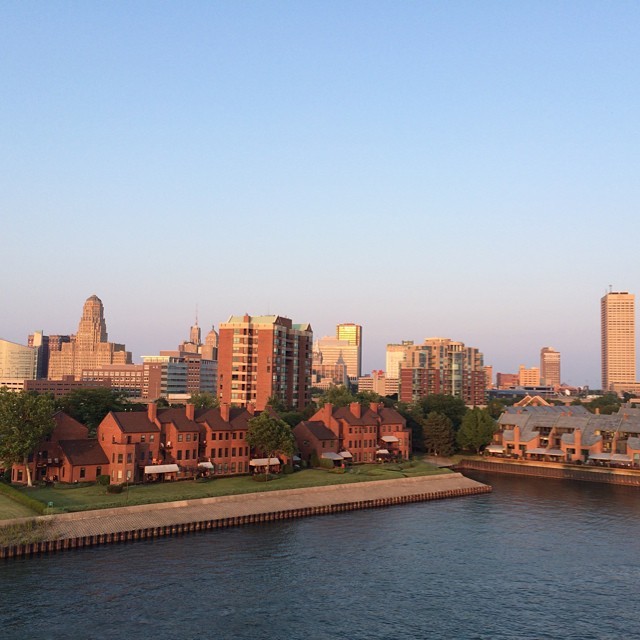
117;454;123;464
218;448;223;457
185;450;190;460
231;462;236;473
177;450;183;460
80;468;86;479
232;448;236;457
211;433;217;440
211;448;215;458
178;434;183;442
194;433;198;442
96;466;102;476
193;449;197;459
150;434;155;442
141;435;146;443
186;434;191;442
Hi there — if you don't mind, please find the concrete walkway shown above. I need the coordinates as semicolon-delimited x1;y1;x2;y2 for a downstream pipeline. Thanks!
2;473;487;542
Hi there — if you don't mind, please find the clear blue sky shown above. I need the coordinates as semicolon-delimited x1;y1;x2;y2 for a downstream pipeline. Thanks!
2;1;640;388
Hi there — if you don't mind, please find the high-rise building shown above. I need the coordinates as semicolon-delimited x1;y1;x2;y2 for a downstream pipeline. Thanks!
518;365;540;387
398;337;486;405
386;341;413;378
47;295;132;380
27;332;72;379
336;323;362;381
314;336;356;387
217;314;312;410
0;338;37;384
540;347;561;388
601;291;636;391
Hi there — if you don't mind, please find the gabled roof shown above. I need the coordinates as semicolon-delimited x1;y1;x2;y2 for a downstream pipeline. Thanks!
58;439;109;466
157;408;200;431
301;421;337;441
110;412;160;434
196;407;256;431
52;411;88;439
332;406;367;425
378;407;406;426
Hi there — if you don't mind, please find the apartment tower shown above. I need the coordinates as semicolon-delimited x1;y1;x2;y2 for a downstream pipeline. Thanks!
540;347;561;388
601;291;636;391
217;315;312;410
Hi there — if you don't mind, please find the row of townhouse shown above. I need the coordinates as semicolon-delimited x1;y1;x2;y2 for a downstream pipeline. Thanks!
488;405;640;467
11;401;412;485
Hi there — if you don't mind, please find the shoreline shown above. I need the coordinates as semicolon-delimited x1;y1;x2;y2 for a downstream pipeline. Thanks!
0;473;490;560
455;458;640;485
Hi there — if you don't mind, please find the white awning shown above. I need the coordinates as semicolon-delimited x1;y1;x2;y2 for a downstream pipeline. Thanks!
249;458;281;467
144;464;179;474
376;449;390;455
198;461;214;469
486;444;505;453
321;452;344;461
526;448;548;455
526;448;564;456
293;455;301;461
381;435;399;443
589;453;632;463
546;449;565;456
339;451;353;459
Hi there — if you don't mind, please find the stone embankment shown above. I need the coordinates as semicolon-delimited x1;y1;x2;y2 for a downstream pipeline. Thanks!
456;458;640;486
0;473;490;560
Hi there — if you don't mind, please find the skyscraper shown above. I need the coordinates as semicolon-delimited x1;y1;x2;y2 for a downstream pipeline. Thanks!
335;323;362;381
601;291;636;391
217;314;312;410
540;347;561;388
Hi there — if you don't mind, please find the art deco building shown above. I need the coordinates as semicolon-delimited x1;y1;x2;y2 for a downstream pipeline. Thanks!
47;295;132;380
336;323;362;381
540;347;561;388
217;314;312;410
601;291;636;391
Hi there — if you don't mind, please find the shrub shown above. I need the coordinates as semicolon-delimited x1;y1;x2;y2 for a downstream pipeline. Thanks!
319;458;335;470
0;482;47;514
106;483;124;494
282;463;294;474
96;474;110;486
310;451;320;468
251;473;278;483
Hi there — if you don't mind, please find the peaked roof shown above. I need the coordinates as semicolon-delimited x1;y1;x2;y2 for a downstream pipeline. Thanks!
52;411;89;439
58;439;109;466
300;421;337;440
110;411;160;433
157;408;200;431
197;407;255;431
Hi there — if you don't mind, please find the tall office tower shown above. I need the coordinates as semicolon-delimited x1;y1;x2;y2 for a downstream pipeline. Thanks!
336;323;362;381
518;365;540;387
386;341;414;379
313;337;353;388
27;332;72;379
601;291;636;391
398;337;486;406
47;295;132;380
201;326;219;361
0;339;37;381
217;315;312;410
540;347;561;387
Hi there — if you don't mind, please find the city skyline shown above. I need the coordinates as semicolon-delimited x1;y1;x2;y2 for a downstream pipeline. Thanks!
3;3;640;388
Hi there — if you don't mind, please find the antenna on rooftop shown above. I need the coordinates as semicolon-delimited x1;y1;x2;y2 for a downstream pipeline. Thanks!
609;284;613;293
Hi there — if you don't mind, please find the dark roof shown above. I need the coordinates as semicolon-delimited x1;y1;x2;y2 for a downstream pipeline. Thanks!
58;439;109;466
301;421;337;441
157;408;200;431
196;407;273;431
378;407;406;425
332;406;367;425
52;411;89;439
110;412;160;434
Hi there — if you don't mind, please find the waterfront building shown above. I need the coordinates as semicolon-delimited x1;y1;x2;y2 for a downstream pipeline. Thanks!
11;412;108;484
540;347;561;388
398;338;486;405
0;338;37;383
47;295;132;380
295;402;411;465
217;314;312;410
335;323;362;381
488;405;640;466
601;290;637;392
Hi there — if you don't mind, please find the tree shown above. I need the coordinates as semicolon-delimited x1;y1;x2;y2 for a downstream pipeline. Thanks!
189;391;219;410
396;401;425;452
57;388;128;435
584;393;621;416
316;385;357;408
486;399;506;420
457;408;497;453
422;411;455;457
246;411;296;481
0;390;56;487
416;395;468;430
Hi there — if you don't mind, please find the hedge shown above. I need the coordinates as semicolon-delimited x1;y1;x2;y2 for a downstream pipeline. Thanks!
0;482;48;515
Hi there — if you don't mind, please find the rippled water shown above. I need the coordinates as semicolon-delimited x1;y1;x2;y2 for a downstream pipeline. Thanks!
2;473;639;640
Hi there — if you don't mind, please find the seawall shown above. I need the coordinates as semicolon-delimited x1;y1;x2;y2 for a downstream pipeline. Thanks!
0;473;490;560
455;458;640;486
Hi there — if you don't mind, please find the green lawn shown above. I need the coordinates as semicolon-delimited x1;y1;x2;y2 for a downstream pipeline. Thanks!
15;461;449;514
0;493;39;520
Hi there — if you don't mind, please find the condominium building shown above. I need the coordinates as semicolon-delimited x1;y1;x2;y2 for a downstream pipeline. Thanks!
601;291;636;391
540;347;561;388
398;337;486;405
357;370;399;397
336;323;362;381
386;341;413;379
518;365;540;387
217;314;312;410
47;295;132;380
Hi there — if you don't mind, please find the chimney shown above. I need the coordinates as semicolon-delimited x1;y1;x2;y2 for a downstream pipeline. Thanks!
350;402;361;418
370;402;380;414
185;403;195;421
220;403;230;422
246;403;255;416
324;402;333;424
148;403;157;423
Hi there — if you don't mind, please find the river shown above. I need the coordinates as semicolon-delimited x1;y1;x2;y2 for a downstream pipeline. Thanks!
1;472;639;640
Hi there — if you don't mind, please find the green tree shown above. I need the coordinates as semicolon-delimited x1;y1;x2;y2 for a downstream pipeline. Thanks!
57;388;128;435
0;390;56;487
416;394;468;430
584;393;621;415
422;411;455;457
396;401;425;452
316;385;357;408
246;411;296;481
486;398;506;420
457;408;497;453
189;391;219;410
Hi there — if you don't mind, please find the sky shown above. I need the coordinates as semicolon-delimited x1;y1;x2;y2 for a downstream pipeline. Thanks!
2;1;640;388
